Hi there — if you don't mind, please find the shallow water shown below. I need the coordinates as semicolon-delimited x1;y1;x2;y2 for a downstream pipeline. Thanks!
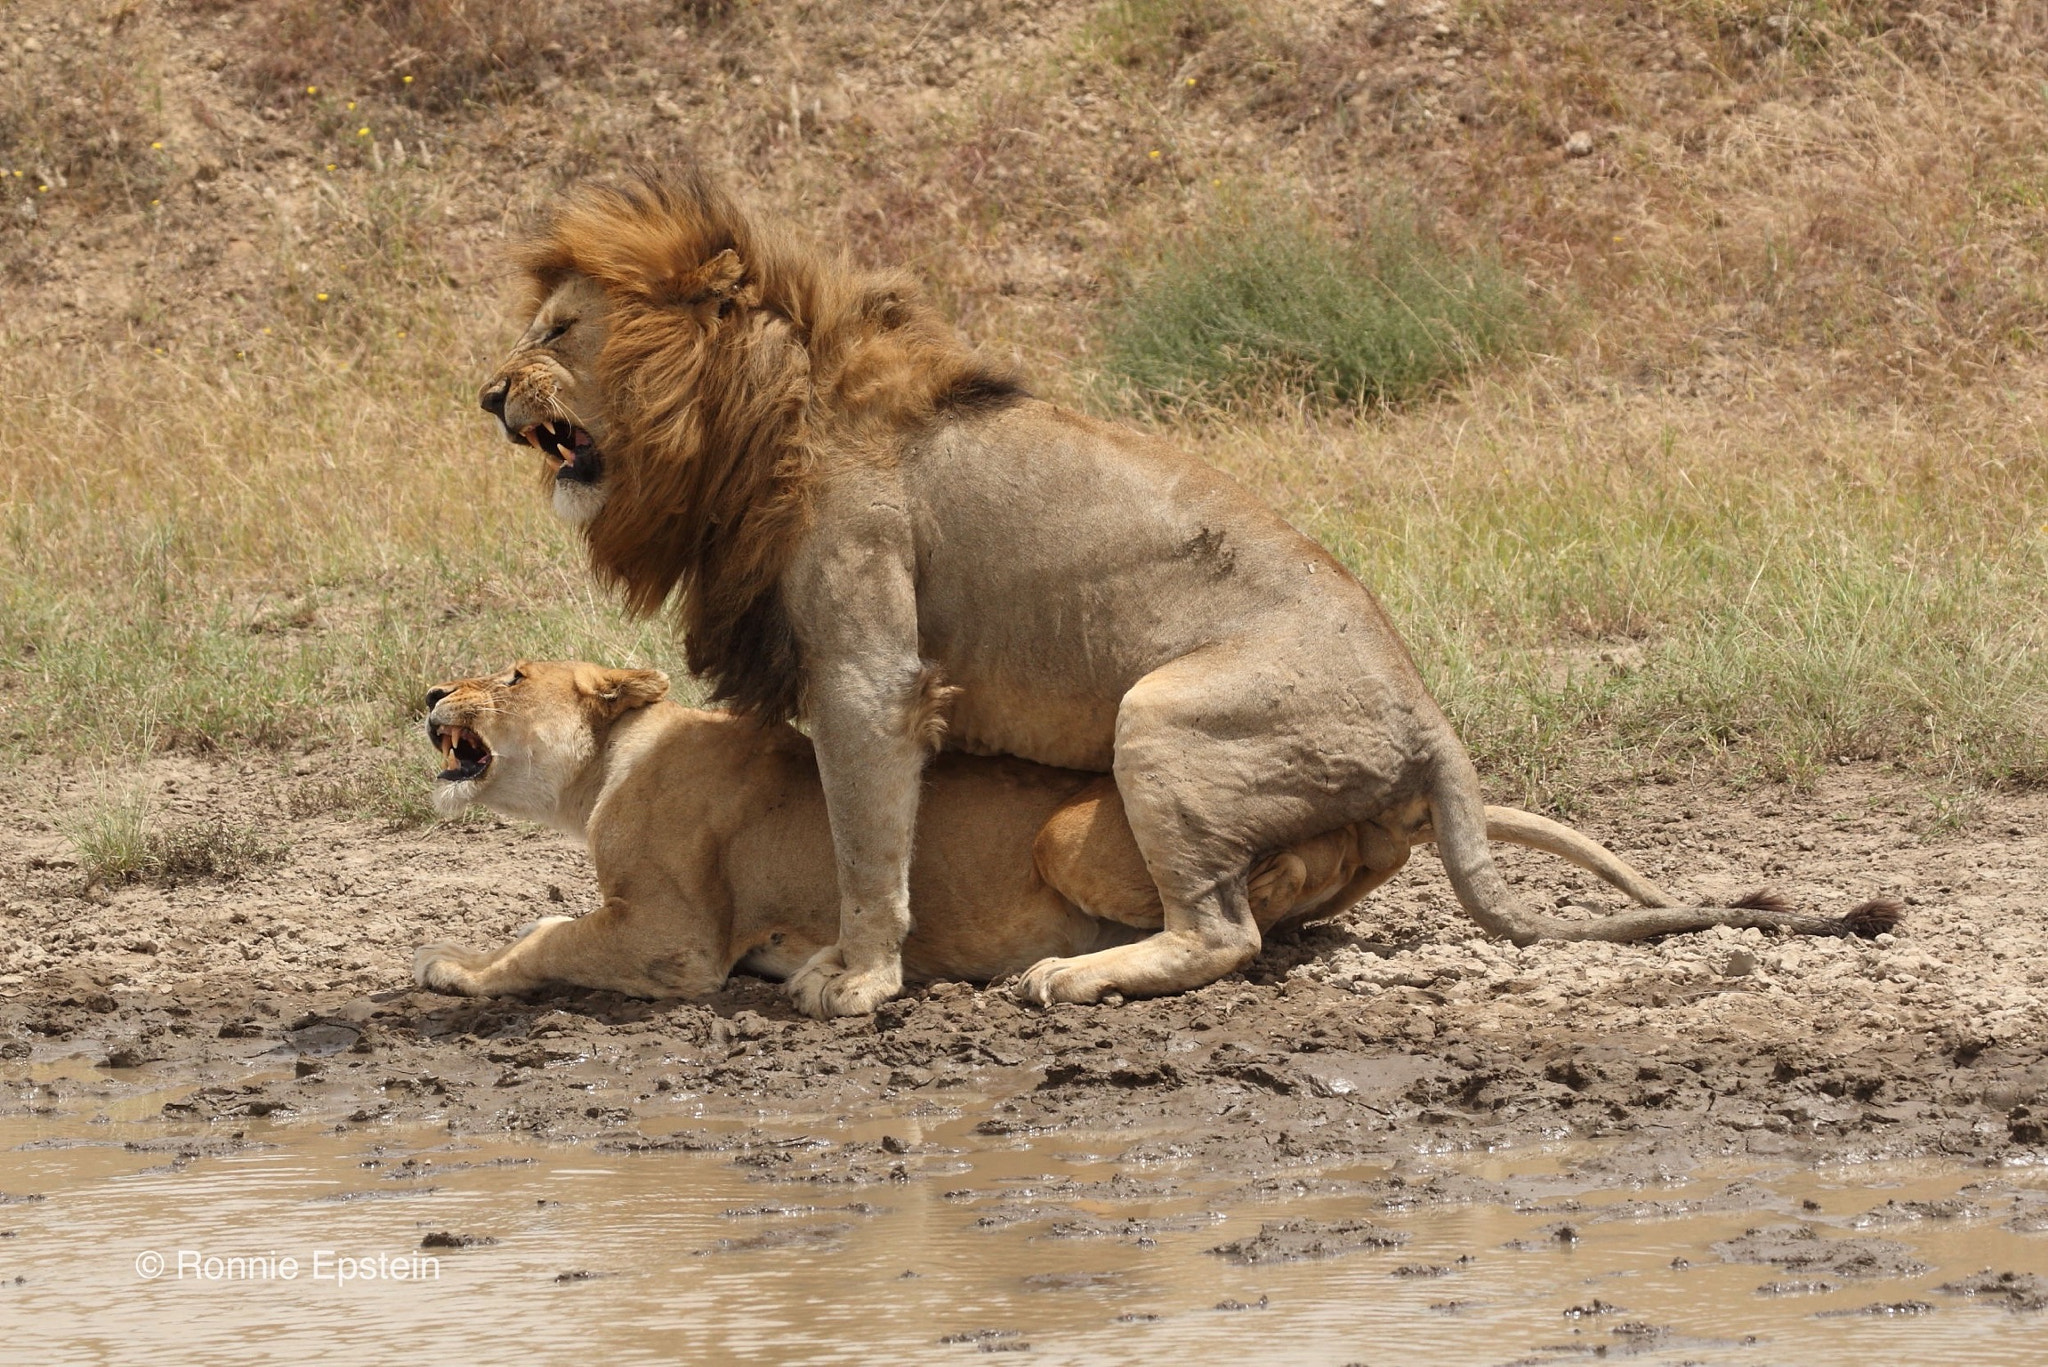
3;1071;2045;1365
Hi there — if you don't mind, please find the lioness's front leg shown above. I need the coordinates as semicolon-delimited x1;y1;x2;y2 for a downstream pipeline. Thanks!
414;897;726;1000
780;519;934;1019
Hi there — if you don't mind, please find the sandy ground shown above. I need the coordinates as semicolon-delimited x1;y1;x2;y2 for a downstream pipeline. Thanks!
3;753;2045;1174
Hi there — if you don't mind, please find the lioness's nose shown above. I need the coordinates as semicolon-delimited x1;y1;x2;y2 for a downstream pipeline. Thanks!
479;379;509;418
425;686;452;711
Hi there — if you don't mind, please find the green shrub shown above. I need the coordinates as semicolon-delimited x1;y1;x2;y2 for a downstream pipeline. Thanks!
1099;208;1532;414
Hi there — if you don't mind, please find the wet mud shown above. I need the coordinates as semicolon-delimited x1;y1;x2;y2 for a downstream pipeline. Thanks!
5;757;2045;1174
2;1092;2045;1364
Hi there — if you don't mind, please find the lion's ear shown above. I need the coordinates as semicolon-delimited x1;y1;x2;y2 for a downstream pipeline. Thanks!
681;248;753;306
593;668;670;718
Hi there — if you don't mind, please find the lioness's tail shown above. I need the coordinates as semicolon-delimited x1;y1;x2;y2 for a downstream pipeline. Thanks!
1427;754;1901;945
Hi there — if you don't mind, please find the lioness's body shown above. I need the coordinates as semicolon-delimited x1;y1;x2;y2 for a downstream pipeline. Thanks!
415;662;1873;1000
416;673;1137;996
479;175;1895;1016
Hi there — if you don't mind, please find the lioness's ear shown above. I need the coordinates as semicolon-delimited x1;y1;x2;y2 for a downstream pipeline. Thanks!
593;668;670;718
681;248;753;307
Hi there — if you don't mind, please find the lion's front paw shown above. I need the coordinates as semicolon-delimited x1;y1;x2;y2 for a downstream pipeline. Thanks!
786;946;904;1019
413;942;481;996
1015;955;1115;1006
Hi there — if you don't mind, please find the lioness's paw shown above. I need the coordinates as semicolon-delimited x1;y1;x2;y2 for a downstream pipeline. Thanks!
786;947;903;1019
511;915;575;942
413;943;482;996
1015;955;1115;1007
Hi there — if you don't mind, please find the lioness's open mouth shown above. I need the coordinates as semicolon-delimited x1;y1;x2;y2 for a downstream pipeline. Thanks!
521;419;602;485
432;724;492;782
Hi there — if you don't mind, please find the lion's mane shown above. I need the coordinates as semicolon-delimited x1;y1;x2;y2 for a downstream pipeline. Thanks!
516;169;1023;723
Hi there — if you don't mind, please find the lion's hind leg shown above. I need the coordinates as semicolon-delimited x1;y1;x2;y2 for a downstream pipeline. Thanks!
1037;782;1395;935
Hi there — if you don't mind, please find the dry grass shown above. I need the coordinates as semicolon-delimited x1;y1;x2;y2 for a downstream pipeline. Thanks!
0;3;168;214
229;0;597;110
0;326;673;760
1197;379;2048;802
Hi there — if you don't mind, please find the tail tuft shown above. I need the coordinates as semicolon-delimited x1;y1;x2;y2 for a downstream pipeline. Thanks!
1843;899;1906;938
1730;888;1792;916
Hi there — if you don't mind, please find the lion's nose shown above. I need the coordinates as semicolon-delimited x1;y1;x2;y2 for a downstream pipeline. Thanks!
479;379;509;418
425;686;452;711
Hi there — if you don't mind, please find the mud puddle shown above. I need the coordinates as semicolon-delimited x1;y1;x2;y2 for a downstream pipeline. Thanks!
4;1071;2046;1366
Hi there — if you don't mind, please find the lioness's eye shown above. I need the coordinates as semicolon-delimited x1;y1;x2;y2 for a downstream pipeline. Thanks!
506;668;524;686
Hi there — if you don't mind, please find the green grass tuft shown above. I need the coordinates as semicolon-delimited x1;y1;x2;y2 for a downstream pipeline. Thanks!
69;783;287;887
1076;0;1242;70
1099;207;1533;415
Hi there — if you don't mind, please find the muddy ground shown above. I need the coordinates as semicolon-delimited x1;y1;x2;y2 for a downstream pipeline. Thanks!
3;755;2045;1177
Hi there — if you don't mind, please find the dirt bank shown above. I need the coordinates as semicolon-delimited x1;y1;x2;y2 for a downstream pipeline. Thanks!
4;755;2045;1176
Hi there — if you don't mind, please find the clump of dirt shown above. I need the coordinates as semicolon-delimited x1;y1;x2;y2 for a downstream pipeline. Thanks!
1816;1299;1937;1317
1711;1225;1931;1280
1208;1218;1407;1264
1756;1280;1835;1296
1936;1269;2048;1312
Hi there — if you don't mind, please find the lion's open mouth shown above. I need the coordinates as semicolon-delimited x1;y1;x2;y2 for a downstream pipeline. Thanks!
521;420;601;485
432;724;492;783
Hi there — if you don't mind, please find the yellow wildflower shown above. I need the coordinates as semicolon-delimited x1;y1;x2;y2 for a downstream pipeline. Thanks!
316;292;330;302
307;86;318;95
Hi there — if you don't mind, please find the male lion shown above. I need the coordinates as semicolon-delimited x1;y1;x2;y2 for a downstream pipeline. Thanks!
477;172;1897;1017
413;661;1855;1000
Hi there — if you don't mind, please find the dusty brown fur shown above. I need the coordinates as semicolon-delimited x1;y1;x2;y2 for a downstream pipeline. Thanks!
514;170;1023;722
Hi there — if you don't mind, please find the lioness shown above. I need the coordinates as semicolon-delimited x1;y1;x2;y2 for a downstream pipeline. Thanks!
477;172;1897;1016
414;661;1884;1000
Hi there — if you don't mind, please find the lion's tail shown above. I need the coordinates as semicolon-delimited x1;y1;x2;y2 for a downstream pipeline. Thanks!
1426;755;1900;945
